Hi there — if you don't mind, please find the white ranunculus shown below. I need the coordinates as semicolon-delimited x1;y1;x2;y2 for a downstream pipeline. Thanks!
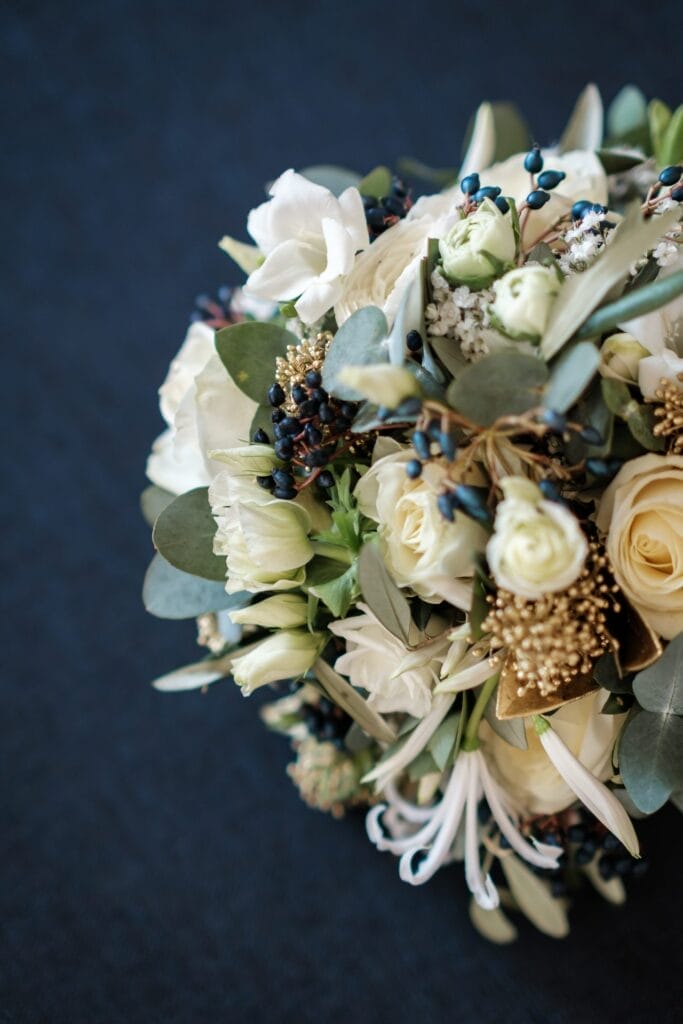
338;364;419;408
480;691;624;815
595;453;683;639
209;472;316;594
354;442;487;608
439;198;516;289
229;593;309;629
599;332;649;384
231;630;324;695
489;265;561;343
243;169;368;325
146;322;258;495
329;603;450;718
638;347;683;400
487;476;587;599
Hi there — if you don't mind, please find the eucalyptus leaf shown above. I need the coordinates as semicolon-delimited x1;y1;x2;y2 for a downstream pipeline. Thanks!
300;164;361;195
633;632;683;714
593;652;633;694
140;484;175;527
543;342;600;414
249;403;275;441
427;714;461;771
447;351;548;427
559;83;603;153
387;274;423;366
565;378;614;463
620;709;683;813
500;856;569;938
469;898;518;944
321;306;389;400
357;541;412;645
407;749;440;781
576;270;683;341
358;165;392;198
484;695;528;750
143;552;246;620
459;102;496;178
350;401;418;434
152;486;225;582
607;85;648;141
215;321;297;403
313;658;397;745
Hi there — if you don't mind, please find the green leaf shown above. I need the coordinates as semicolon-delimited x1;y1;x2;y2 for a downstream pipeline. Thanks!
358;165;392;198
322;306;389;400
427;714;461;771
313;658;397;745
660;106;683;167
395;157;457;188
543;342;600;414
541;203;682;359
140;485;175;527
152;486;225;582
215;321;297;403
596;148;646;174
309;563;359;618
469;898;518;944
633;633;683;714
620;709;683;813
143;552;246;620
649;99;672;164
594;651;633;694
484;694;528;750
357;541;412;645
500;856;569;938
607;85;648;140
576;270;683;341
249;403;275;441
624;402;666;451
300;165;361;195
600;377;632;416
447;351;548;427
601;693;634;715
559;83;603;153
407;749;440;781
489;102;531;163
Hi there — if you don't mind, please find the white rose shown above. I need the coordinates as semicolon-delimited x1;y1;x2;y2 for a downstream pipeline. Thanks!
638;347;683;400
329;603;450;717
354;441;487;608
231;630;324;695
439;198;516;289
599;332;649;384
480;691;624;815
209;472;316;594
489;265;561;343
338;364;419;408
487;476;588;599
229;593;309;629
243;169;368;324
146;322;258;495
595;454;683;639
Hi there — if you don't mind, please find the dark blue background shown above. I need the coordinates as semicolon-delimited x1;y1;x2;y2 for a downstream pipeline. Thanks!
3;2;681;1021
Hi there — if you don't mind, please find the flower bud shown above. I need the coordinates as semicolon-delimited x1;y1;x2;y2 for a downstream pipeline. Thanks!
439;198;516;289
230;630;324;694
208;444;280;477
338;364;419;408
489;265;561;343
599;333;649;384
229;593;309;629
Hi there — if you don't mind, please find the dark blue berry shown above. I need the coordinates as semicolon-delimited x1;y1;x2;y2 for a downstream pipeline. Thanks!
659;165;682;186
571;199;593;221
526;189;551;210
253;428;269;444
587;458;621;478
671;186;683;202
334;416;351;433
539;479;561;502
279;416;301;436
567;824;587;844
291;384;308;405
362;194;378;210
382;195;405;217
273;485;297;500
578;425;604;445
495;196;510;214
274;438;294;460
453;484;489;513
271;407;285;423
439;431;457;462
305;450;329;468
437;492;457;521
340;402;356;419
541;409;568;433
602;833;622;853
412;430;431;460
298;399;319;419
427;420;442;441
319;403;335;424
365;207;386;229
614;857;633;877
597;855;616;881
405;459;422;479
406;330;423;352
537;170;566;190
575;845;595;866
268;382;286;407
310;387;328;404
473;186;501;202
305;369;321;388
272;469;295;489
256;474;275;490
391;176;408;198
460;173;480;195
524;147;543;174
317;470;335;488
304;423;322;446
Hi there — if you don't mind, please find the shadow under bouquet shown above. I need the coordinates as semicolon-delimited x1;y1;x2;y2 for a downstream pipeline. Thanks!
143;84;683;941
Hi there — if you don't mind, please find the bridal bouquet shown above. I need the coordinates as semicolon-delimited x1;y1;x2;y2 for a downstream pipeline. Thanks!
143;85;683;940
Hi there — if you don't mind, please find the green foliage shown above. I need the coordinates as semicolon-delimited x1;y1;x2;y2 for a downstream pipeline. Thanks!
606;85;649;151
143;552;246;620
484;693;528;750
543;342;600;414
596;149;647;174
358;165;392;198
357;540;412;645
395;157;457;188
649;100;672;163
489;102;531;163
447;351;548;427
140;485;175;527
309;563;359;618
577;270;683;341
656;105;683;167
152;486;225;581
300;164;361;194
427;713;462;771
215;321;297;403
600;379;665;452
321;306;389;399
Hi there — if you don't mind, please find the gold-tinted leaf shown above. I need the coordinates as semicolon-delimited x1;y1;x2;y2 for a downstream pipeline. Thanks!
495;655;597;720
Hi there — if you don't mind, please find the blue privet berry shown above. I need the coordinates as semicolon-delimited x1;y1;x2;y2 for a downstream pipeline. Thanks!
397;396;423;416
438;431;457;462
253;428;269;443
524;147;544;174
586;457;622;478
671;186;683;202
274;438;293;460
405;459;422;479
273;485;297;500
437;492;457;521
454;484;492;525
406;329;423;352
279;416;300;435
268;382;286;407
317;470;335;488
460;173;480;195
526;189;551;210
495;196;510;214
304;423;322;446
318;403;335;424
578;425;604;445
541;408;568;433
473;185;501;201
271;407;285;423
537;169;566;190
539;478;561;502
412;430;431;460
291;384;308;405
305;369;322;388
256;474;275;491
659;165;682;186
571;199;593;220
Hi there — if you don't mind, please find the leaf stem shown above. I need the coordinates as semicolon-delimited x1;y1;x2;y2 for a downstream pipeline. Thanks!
461;671;500;751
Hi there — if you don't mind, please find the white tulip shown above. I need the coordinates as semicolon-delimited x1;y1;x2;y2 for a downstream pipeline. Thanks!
231;630;324;695
229;594;309;630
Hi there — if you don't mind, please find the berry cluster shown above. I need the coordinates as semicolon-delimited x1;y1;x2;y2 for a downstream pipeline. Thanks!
459;173;510;214
655;163;683;202
254;369;359;497
189;285;234;328
302;695;352;749
362;176;413;241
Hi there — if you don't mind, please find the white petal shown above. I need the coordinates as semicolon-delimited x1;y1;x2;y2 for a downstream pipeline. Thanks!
464;759;500;909
245;239;322;301
294;278;341;324
398;757;469;883
319;216;354;281
337;186;369;251
362;693;455;786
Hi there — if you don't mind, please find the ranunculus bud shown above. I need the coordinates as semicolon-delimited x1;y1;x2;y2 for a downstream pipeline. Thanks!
230;630;324;694
487;476;587;599
599;332;649;384
229;593;308;629
489;265;561;343
439;198;516;289
338;364;419;408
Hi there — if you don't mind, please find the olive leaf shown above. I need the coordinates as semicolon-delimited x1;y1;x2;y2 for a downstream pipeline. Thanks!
576;269;683;341
500;856;569;938
543;342;600;414
358;165;392;198
313;658;397;745
357;541;412;645
469;897;518;944
300;165;361;195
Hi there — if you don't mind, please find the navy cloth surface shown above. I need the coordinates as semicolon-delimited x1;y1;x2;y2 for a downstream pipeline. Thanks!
3;2;682;1021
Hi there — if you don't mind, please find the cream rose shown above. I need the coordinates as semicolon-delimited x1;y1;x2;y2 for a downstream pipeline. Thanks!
595;454;683;639
354;441;487;608
480;691;624;815
439;198;516;289
487;477;588;599
599;332;649;384
489;265;561;343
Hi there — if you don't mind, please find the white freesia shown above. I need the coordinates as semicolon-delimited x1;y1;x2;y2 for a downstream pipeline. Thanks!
329;603;450;718
338;364;419;407
534;716;639;856
231;630;324;695
355;443;487;608
229;593;308;629
243;169;368;324
489;265;561;343
439;198;516;289
595;453;683;639
209;472;316;594
638;347;683;400
146;322;258;495
366;750;561;905
599;332;649;384
487;476;587;599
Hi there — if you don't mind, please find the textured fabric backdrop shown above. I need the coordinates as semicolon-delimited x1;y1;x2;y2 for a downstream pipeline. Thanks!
3;1;681;1021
